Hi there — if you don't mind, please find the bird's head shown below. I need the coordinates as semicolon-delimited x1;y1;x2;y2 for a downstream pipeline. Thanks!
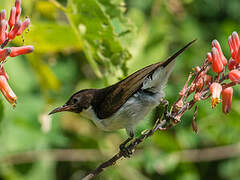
48;89;95;115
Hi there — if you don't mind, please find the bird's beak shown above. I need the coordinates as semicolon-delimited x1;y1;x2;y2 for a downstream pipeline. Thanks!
48;104;74;115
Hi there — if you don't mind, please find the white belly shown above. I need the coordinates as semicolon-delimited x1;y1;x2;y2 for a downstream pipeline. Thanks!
83;90;164;131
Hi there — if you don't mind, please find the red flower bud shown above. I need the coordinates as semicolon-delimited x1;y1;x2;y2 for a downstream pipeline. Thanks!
207;52;213;63
189;83;196;94
8;20;21;40
0;75;17;106
193;92;201;102
210;82;222;108
15;0;21;21
211;47;224;73
195;66;201;72
228;58;238;71
0;10;6;21
196;77;204;91
0;48;11;61
0;20;8;44
10;45;34;57
175;99;183;110
16;18;30;36
8;7;16;29
212;40;227;66
228;32;240;62
221;87;233;114
229;69;240;83
203;74;212;85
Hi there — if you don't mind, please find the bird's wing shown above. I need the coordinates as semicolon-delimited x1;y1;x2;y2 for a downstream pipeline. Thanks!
94;40;196;119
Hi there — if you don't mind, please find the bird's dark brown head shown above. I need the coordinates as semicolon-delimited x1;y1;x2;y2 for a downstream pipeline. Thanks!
48;89;96;115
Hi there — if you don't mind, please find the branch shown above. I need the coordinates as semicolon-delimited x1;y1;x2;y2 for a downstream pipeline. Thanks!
0;149;103;164
82;120;167;180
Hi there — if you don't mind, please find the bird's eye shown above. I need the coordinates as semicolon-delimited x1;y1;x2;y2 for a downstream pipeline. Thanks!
72;98;78;104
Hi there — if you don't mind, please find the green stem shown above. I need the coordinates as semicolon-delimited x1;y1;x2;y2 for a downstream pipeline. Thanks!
65;13;102;78
49;0;67;12
49;0;102;78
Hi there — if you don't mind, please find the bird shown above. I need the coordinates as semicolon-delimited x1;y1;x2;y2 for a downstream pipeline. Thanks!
49;40;196;156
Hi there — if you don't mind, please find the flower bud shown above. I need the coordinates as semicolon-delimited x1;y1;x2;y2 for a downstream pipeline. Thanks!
195;66;201;72
8;20;21;40
10;45;34;57
221;87;233;114
228;32;240;62
15;0;21;21
228;58;238;71
203;74;212;85
0;75;17;106
195;77;204;91
211;47;224;73
8;7;16;29
0;48;11;61
193;92;201;102
207;52;213;63
0;10;6;21
16;18;30;36
189;83;196;94
212;40;227;66
210;82;222;108
174;99;183;110
0;20;8;44
229;69;240;83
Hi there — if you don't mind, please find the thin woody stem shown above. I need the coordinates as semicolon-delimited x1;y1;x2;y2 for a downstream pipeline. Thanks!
82;119;167;180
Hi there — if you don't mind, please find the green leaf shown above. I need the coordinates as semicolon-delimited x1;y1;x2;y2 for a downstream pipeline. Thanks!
66;0;131;78
13;22;82;54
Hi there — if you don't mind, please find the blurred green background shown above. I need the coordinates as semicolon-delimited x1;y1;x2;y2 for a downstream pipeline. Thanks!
0;0;240;179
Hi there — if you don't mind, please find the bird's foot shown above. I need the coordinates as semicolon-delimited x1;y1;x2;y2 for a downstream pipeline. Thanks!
119;137;134;158
119;143;133;158
160;99;180;128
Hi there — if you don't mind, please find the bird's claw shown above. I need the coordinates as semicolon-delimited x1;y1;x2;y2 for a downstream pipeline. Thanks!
119;144;133;158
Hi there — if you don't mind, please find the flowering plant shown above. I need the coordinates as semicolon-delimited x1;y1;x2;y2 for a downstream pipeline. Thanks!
168;32;240;132
0;0;33;106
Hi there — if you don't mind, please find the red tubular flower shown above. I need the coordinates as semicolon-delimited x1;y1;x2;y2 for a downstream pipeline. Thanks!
210;82;222;108
0;20;7;44
0;48;11;61
10;46;34;57
228;32;240;62
212;40;227;66
0;67;9;80
0;75;17;106
16;18;30;36
229;69;240;83
211;47;224;73
15;0;21;21
0;0;34;107
221;87;233;114
8;20;21;40
0;10;6;21
8;7;16;29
